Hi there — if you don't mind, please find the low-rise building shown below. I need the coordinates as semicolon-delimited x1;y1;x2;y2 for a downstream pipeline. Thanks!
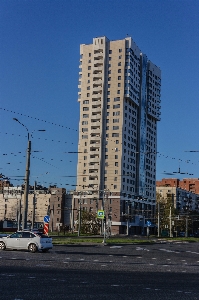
156;185;199;212
0;185;66;232
156;178;199;194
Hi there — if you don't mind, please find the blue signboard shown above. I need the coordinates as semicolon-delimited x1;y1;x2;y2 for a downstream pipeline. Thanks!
146;220;151;227
44;215;50;223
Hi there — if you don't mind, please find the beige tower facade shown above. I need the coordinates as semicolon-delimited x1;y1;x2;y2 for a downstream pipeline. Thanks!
75;36;161;234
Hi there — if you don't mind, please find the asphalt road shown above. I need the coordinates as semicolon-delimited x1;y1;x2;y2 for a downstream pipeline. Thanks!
0;241;199;299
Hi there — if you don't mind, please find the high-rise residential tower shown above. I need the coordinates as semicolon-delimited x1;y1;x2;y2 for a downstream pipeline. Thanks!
75;36;161;234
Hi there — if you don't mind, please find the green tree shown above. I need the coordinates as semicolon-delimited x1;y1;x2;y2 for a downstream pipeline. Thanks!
156;192;178;236
77;210;101;235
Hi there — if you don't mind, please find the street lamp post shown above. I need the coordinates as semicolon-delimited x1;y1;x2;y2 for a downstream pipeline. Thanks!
13;118;45;230
32;181;37;230
78;192;82;237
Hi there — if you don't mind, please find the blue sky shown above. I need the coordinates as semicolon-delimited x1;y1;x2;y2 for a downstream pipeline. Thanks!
0;0;199;189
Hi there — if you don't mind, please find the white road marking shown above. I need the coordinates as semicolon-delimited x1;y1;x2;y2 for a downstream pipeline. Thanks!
111;285;120;286
36;264;50;267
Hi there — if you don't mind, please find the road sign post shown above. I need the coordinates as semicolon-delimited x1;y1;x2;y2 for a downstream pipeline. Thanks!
97;210;104;219
43;215;50;235
44;215;50;223
146;220;151;239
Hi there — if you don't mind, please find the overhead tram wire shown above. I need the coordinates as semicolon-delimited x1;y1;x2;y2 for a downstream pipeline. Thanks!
1;118;198;169
1;109;198;183
0;131;77;146
0;107;78;131
2;146;198;167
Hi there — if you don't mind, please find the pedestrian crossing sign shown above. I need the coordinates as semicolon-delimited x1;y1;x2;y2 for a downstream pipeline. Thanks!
97;210;104;219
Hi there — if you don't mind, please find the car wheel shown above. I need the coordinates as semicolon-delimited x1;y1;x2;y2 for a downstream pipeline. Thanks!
28;243;37;253
42;249;49;253
0;241;6;250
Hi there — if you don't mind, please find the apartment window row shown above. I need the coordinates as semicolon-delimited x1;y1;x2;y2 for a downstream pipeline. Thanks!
113;111;120;116
126;48;139;61
108;48;122;54
107;91;121;97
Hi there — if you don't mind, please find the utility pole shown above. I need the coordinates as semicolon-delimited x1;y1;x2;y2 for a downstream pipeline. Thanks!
142;215;145;235
13;118;45;230
71;195;74;233
32;181;36;230
78;193;82;237
157;202;160;237
101;191;105;235
102;215;106;244
102;189;109;243
23;136;31;230
17;193;22;231
127;201;129;236
185;215;188;238
169;206;172;237
50;204;54;232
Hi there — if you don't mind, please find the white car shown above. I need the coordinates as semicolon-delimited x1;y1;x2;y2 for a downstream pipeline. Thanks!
0;230;53;253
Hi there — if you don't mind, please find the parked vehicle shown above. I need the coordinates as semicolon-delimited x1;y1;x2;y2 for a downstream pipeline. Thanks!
0;230;53;253
0;234;8;238
179;232;185;237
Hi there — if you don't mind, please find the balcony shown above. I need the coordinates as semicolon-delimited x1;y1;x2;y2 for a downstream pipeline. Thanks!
90;147;100;152
93;70;103;75
92;108;101;114
89;173;98;179
90;139;100;144
93;65;103;72
91;120;101;126
89;163;99;168
93;82;102;87
93;74;102;80
94;55;103;60
90;127;100;132
93;87;102;93
90;136;100;141
89;168;99;173
90;157;99;163
91;114;101;119
92;90;102;95
94;49;103;54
